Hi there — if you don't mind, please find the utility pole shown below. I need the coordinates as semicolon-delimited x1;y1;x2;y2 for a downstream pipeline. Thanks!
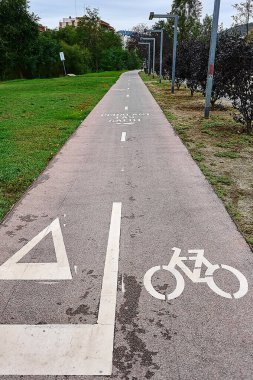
141;38;156;78
159;29;164;83
204;0;221;118
171;16;178;93
138;42;151;75
147;29;164;83
149;13;178;93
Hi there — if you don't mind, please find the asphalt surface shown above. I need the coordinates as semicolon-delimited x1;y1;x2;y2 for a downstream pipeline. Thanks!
0;70;252;379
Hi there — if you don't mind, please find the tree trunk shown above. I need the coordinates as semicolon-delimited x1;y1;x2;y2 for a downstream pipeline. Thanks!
246;120;252;134
19;69;24;79
211;99;216;110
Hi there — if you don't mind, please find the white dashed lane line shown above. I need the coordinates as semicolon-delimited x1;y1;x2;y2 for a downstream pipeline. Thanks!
121;132;126;142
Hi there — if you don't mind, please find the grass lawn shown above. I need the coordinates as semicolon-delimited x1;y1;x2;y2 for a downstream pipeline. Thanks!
0;71;123;221
140;72;253;250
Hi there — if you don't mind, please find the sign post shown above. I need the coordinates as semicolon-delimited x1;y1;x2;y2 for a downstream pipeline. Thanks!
59;52;67;76
204;0;221;118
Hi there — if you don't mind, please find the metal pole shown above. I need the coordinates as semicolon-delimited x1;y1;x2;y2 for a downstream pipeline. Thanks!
62;60;67;76
138;42;151;75
171;16;178;94
148;43;151;75
159;29;163;83
152;38;155;78
147;30;164;83
141;38;156;77
148;14;179;91
204;0;221;118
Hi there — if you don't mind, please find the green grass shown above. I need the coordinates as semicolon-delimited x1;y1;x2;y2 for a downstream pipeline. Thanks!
0;71;124;220
214;151;240;159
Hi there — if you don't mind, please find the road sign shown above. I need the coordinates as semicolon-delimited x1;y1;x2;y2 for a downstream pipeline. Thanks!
59;52;65;61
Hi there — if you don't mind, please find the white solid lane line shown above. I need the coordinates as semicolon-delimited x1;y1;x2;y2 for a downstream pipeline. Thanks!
121;132;126;142
0;203;122;376
97;202;122;325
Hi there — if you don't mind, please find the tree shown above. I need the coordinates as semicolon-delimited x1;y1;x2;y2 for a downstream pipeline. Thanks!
0;0;39;79
77;8;101;71
35;32;61;78
224;35;253;134
200;15;212;41
127;23;148;51
232;0;253;35
60;41;91;75
77;8;123;72
57;25;79;46
100;47;127;71
171;0;202;42
176;38;208;96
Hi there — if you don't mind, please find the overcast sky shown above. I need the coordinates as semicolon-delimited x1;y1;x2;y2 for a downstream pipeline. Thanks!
29;0;236;31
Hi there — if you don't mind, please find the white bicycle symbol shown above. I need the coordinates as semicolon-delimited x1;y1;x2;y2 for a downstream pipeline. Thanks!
144;247;248;300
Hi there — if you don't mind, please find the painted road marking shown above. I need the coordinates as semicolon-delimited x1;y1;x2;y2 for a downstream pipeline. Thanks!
126;94;129;98
121;275;125;293
0;202;122;376
0;219;72;281
38;281;60;285
102;113;149;126
144;247;248;301
125;106;128;111
121;132;126;142
117;123;134;126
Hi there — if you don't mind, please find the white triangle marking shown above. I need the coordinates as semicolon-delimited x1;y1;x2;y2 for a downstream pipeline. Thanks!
0;219;72;280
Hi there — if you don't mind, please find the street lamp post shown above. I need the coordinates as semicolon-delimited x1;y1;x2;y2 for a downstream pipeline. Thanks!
149;12;178;94
141;38;156;78
138;42;151;75
204;0;221;118
146;29;164;83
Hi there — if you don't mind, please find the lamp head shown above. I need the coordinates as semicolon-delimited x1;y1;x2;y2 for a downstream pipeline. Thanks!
149;12;154;20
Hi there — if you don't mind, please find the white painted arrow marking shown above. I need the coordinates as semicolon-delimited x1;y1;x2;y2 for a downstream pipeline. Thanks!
0;219;72;280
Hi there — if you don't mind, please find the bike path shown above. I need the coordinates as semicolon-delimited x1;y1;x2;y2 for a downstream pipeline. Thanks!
0;71;252;379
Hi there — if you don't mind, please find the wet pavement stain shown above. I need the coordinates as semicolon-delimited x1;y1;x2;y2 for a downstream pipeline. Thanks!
15;225;25;231
122;213;135;220
19;214;38;223
6;230;15;237
66;304;91;317
80;291;89;300
17;235;28;243
114;275;159;379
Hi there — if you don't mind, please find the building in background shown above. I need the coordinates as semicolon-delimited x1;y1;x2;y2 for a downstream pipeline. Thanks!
38;24;47;32
59;16;114;31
